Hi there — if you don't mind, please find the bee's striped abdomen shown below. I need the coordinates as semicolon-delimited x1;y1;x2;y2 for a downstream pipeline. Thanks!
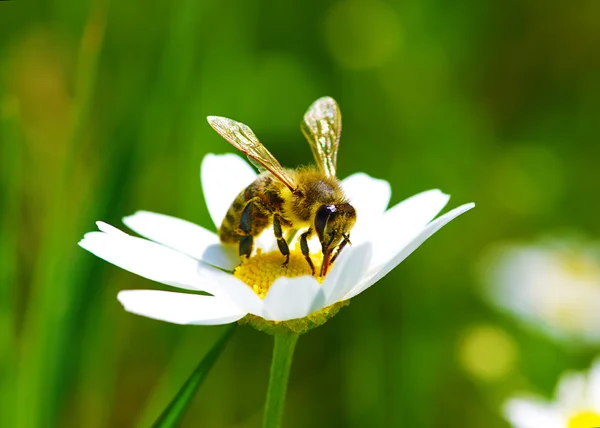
219;191;248;244
218;173;279;244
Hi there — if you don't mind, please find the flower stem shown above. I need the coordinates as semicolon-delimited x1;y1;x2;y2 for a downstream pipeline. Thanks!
262;331;299;428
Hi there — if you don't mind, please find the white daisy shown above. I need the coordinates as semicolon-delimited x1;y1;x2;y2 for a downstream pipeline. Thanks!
505;358;600;428
483;239;600;343
79;154;474;333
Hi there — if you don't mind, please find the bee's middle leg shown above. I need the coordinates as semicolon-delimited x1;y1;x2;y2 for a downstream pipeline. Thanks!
300;229;315;276
273;214;290;266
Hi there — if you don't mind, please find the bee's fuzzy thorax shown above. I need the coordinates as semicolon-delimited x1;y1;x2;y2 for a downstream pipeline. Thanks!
286;169;347;224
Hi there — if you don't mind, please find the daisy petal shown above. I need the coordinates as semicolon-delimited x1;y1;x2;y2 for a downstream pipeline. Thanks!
345;203;475;299
97;221;128;236
321;243;373;307
117;290;245;325
254;227;279;253
123;211;238;270
383;189;450;233
555;372;587;413
590;358;600;407
195;263;265;317
504;398;562;428
263;276;322;321
369;189;450;267
201;153;257;229
79;225;204;291
342;173;391;241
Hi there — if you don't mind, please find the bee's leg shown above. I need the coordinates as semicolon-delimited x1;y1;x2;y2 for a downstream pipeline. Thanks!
238;198;269;258
300;229;315;276
239;236;253;258
273;214;290;266
330;238;349;265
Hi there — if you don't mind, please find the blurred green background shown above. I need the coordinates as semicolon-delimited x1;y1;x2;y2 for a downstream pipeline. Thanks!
2;0;600;427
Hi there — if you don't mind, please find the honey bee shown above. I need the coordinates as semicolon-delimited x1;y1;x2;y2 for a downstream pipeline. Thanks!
207;97;356;277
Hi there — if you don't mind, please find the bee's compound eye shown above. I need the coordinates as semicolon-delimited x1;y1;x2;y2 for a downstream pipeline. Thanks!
315;204;336;239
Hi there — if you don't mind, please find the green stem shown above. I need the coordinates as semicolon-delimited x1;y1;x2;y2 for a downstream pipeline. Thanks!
262;332;299;428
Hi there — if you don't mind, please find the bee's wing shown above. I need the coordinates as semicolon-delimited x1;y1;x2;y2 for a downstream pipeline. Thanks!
207;116;296;191
245;156;267;174
300;96;342;178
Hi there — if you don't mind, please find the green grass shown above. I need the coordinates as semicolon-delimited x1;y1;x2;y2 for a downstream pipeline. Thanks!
2;0;600;426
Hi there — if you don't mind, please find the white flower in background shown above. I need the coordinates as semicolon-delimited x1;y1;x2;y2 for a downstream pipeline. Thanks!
483;239;600;343
79;154;474;333
505;358;600;428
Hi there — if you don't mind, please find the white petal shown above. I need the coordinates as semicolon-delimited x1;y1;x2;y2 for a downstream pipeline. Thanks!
262;276;323;321
82;223;265;316
589;358;600;407
97;221;128;236
321;243;373;307
504;398;563;428
383;189;450;233
254;226;279;253
123;211;238;270
201;153;257;229
194;263;265;317
368;189;450;268
555;372;587;413
117;290;245;325
79;225;204;291
345;203;475;299
342;173;391;241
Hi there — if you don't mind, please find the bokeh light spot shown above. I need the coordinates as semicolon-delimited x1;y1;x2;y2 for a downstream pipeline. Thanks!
458;325;517;382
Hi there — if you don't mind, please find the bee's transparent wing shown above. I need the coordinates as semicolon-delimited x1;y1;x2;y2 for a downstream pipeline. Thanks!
301;96;342;178
207;116;296;190
246;156;267;173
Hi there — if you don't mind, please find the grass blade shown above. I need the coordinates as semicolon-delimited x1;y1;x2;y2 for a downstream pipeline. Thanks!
0;95;21;428
14;3;108;426
152;324;237;428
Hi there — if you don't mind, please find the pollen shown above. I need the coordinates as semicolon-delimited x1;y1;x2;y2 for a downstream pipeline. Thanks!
234;249;349;335
233;250;321;299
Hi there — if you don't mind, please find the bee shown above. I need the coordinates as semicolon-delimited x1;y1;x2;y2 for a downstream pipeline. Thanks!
207;96;356;277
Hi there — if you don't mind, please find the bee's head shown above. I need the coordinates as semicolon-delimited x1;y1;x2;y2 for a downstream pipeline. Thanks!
314;202;356;276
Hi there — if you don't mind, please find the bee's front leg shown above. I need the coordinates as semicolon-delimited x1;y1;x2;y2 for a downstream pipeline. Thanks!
330;234;351;265
273;214;290;266
300;229;315;276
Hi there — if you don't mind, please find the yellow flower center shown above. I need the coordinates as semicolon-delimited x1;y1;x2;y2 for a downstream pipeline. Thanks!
233;249;349;335
568;411;600;428
233;249;322;299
